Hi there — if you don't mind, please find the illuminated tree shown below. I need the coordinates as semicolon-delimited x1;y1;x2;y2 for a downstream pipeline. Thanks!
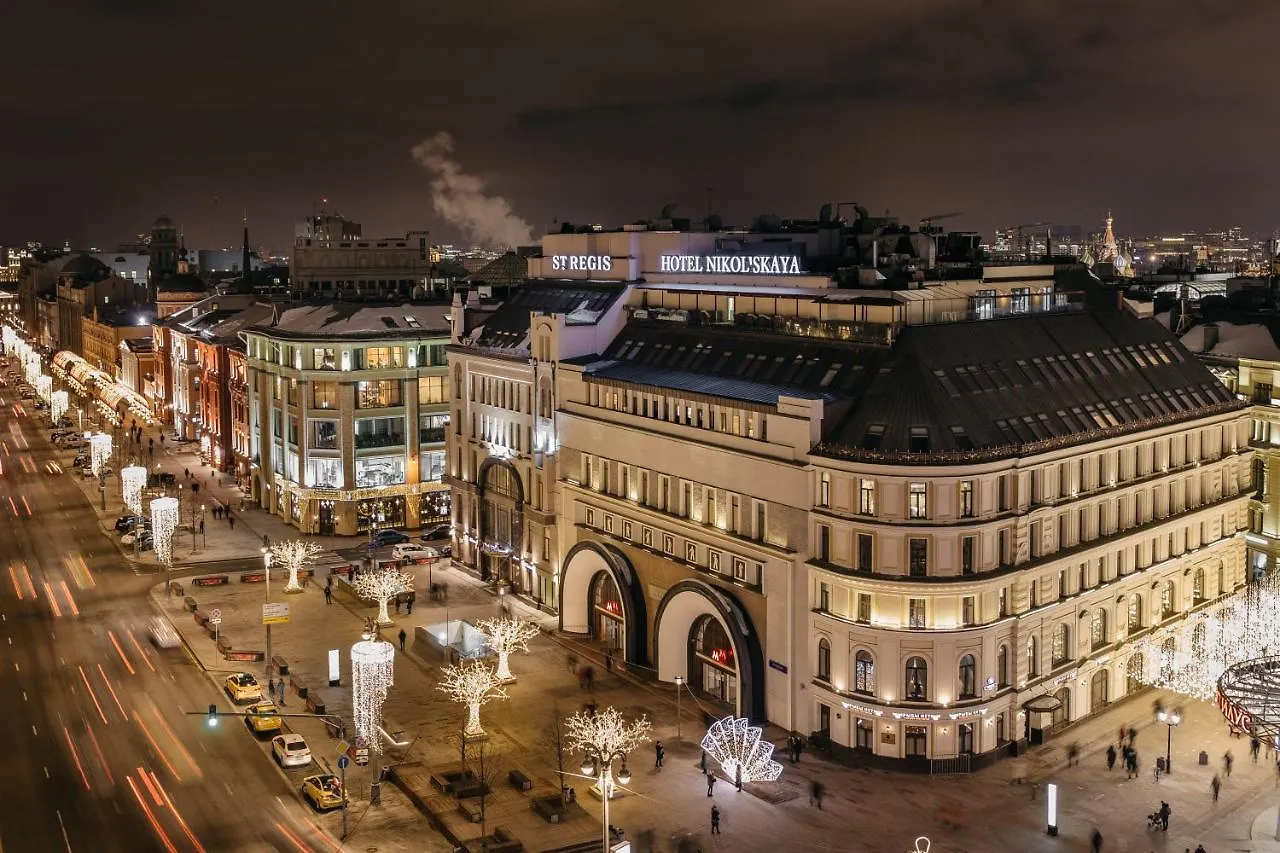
270;539;325;593
477;616;540;681
352;566;414;624
438;660;508;739
564;705;651;799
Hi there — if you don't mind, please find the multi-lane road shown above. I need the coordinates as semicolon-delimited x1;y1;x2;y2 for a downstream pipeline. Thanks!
0;385;340;852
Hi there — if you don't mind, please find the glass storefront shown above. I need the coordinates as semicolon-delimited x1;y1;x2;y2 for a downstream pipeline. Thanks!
357;496;406;532
306;456;343;489
591;572;625;652
420;450;445;483
689;615;736;707
419;490;450;524
355;454;405;487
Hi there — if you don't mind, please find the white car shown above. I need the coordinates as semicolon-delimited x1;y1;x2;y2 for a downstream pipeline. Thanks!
148;616;181;648
272;733;313;768
392;543;434;562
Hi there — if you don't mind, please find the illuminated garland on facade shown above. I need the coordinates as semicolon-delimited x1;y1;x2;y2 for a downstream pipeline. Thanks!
351;638;395;754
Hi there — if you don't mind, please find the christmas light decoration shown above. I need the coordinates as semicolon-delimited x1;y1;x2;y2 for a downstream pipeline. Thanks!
700;715;783;783
269;540;324;593
565;705;651;799
351;566;414;624
36;375;52;404
90;433;112;478
121;466;147;516
437;659;508;739
150;496;179;566
909;838;933;853
477;617;540;681
25;354;39;385
50;390;68;425
351;638;395;753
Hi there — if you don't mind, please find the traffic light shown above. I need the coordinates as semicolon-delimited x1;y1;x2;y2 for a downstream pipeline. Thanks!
207;704;218;727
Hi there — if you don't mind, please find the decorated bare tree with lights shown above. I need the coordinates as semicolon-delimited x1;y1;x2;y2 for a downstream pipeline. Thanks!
352;566;414;624
270;539;325;593
477;616;540;681
438;660;508;739
565;705;650;801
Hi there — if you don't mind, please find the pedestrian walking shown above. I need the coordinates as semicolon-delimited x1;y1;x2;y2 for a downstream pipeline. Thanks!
1106;744;1117;771
1068;741;1080;767
1253;736;1262;763
1211;773;1221;802
1118;726;1127;747
1128;726;1137;744
199;518;205;535
323;585;332;605
1224;749;1234;777
1090;828;1103;853
710;805;720;835
184;468;189;480
228;514;235;530
700;751;707;774
398;628;407;652
811;780;824;809
706;774;716;797
1158;800;1171;831
1195;845;1207;853
794;737;803;763
262;534;269;548
394;596;401;614
276;680;286;706
605;651;613;672
567;652;578;672
406;596;413;615
584;666;594;691
268;677;276;698
654;741;664;768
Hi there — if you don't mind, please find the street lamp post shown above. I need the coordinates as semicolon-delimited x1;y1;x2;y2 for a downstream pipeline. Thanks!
1155;702;1182;774
566;706;650;853
262;547;274;680
582;750;631;853
674;675;683;740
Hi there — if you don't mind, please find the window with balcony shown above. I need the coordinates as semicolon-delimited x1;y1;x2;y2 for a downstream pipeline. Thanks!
854;650;875;694
1193;568;1205;603
355;416;404;449
359;347;403;369
818;582;830;612
856;533;873;573
313;348;337;370
908;598;926;628
816;524;831;561
310;419;338;450
961;595;975;626
959;480;974;517
357;380;401;408
311;381;338;409
856;593;871;624
1091;609;1108;649
1160;580;1176;619
961;536;976;575
908;538;928;577
1127;594;1143;633
419;412;448;444
418;375;447;404
817;472;830;507
908;482;928;518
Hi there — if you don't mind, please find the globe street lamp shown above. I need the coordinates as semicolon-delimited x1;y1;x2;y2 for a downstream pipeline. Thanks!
566;706;650;853
262;546;274;680
1155;702;1182;774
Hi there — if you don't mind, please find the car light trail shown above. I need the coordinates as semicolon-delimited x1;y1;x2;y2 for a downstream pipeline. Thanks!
138;767;164;806
85;724;113;786
59;581;78;617
64;554;95;589
97;664;127;721
107;630;135;675
154;773;207;853
126;775;178;853
274;822;312;853
303;818;344;852
10;565;23;600
126;629;155;672
77;665;108;725
131;710;181;782
44;583;62;618
7;496;17;517
20;564;35;599
148;703;203;779
21;495;31;516
63;726;91;791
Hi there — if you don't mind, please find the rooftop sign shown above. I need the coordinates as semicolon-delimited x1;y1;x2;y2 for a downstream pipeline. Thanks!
658;254;802;275
550;254;613;272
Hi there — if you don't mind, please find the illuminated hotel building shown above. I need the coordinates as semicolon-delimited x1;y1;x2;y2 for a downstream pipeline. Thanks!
245;302;452;536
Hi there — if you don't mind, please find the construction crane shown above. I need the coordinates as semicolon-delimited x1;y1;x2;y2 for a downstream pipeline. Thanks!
919;212;963;232
1002;222;1051;258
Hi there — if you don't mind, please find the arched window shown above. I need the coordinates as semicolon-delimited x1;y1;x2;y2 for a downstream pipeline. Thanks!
997;645;1009;688
1127;594;1143;633
958;654;977;699
854;650;876;695
1051;624;1070;667
1218;560;1227;595
1091;609;1108;650
1193;569;1206;603
905;656;928;700
1027;635;1039;678
1126;653;1145;694
816;638;831;682
1160;580;1176;619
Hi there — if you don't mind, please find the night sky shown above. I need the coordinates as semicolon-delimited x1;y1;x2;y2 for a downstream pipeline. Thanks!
4;0;1277;251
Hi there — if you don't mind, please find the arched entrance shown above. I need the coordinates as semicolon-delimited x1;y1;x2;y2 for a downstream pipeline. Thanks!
559;541;646;666
654;580;764;722
1091;669;1110;712
477;458;523;587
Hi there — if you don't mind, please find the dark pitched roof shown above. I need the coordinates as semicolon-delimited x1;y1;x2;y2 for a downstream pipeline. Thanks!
821;309;1239;459
155;273;207;293
464;252;527;287
471;281;626;349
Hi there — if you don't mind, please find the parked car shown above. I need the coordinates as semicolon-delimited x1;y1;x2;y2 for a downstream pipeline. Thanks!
114;514;145;533
392;543;434;562
272;734;312;768
371;529;409;546
435;543;452;558
32;399;46;410
419;523;452;542
148;617;181;649
245;701;282;734
300;774;346;811
224;672;263;703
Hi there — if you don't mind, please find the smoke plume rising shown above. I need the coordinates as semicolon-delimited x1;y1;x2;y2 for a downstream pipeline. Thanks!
411;132;534;249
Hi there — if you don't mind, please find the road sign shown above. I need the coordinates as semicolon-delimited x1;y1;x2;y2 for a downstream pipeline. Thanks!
262;602;290;625
208;608;222;626
337;755;349;771
336;740;350;756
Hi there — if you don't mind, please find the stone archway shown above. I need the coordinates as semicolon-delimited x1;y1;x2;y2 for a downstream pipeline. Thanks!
654;580;765;722
477;457;523;586
559;541;647;666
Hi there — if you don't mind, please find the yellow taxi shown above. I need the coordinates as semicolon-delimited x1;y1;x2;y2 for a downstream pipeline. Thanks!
300;774;346;811
223;672;263;703
244;700;282;734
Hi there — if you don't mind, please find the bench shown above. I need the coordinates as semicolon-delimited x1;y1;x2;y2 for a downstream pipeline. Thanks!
182;596;197;612
191;575;228;587
239;571;266;583
288;674;308;698
271;655;289;677
226;649;265;663
168;581;185;597
508;769;532;792
430;767;475;795
193;609;209;626
455;779;488;799
531;794;565;824
203;621;219;639
457;800;482;823
216;635;233;656
305;694;325;715
484;827;523;853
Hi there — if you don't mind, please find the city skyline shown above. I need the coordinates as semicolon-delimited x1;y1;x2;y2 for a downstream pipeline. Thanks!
4;0;1279;249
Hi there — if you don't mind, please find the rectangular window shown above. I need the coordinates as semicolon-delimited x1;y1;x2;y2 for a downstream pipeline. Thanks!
354;416;405;449
961;536;976;575
856;533;873;572
356;379;401;408
586;508;595;527
908;598;926;628
999;587;1008;617
998;474;1010;512
908;482;928;518
856;593;871;624
419;449;445;482
312;347;336;370
361;346;404;369
755;501;766;541
818;472;830;507
311;380;339;409
354;454;405;487
819;582;831;611
959;480;974;518
961;596;975;627
418;412;449;444
908;538;928;577
417;375;447;404
858;479;876;515
305;456;342;489
817;524;831;561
